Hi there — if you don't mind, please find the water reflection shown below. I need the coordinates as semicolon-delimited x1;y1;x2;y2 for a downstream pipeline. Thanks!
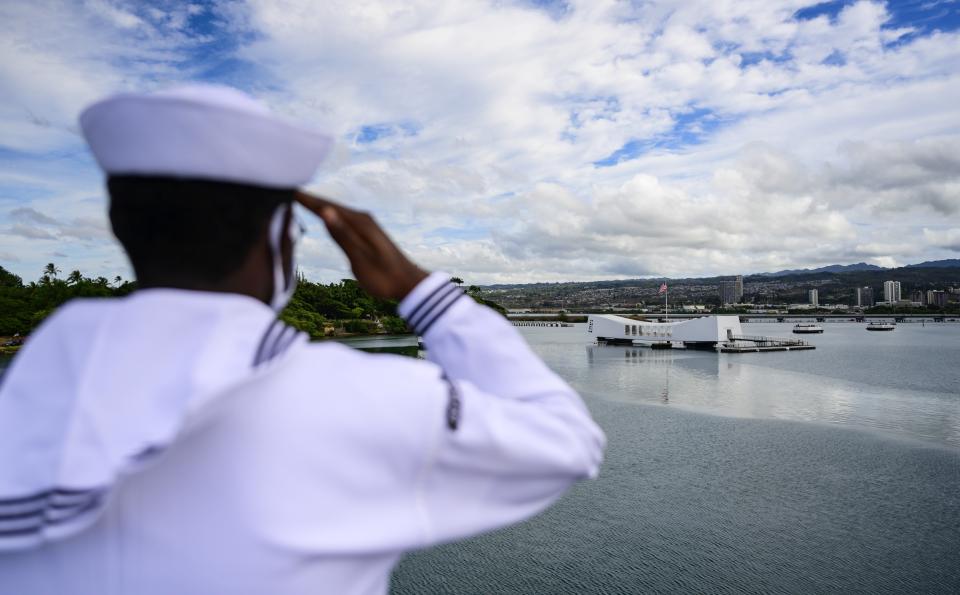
394;324;960;595
576;325;960;448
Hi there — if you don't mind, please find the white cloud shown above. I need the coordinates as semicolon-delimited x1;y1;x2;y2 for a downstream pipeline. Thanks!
1;0;959;283
923;227;960;252
10;207;58;226
6;224;58;240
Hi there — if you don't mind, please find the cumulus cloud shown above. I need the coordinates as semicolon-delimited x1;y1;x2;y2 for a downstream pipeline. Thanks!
10;207;59;225
923;228;960;252
1;0;959;282
7;224;58;240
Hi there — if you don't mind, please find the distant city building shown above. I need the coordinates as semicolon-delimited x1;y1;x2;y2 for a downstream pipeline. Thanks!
927;290;947;308
718;275;743;305
719;280;737;305
808;289;819;307
883;280;902;303
856;286;875;307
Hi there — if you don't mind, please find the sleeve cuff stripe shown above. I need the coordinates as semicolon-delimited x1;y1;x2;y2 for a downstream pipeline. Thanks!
404;281;455;326
417;293;466;336
407;283;461;330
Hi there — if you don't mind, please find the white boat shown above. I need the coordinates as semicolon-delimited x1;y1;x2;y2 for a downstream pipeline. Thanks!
866;322;896;331
792;323;823;334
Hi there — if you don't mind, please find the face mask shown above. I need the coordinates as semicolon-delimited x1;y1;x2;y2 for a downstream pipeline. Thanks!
268;203;302;312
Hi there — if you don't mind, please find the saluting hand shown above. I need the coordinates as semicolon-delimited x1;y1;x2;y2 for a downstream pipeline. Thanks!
295;191;428;301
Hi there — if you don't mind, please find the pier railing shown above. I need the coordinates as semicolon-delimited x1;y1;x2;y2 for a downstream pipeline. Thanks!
727;335;811;348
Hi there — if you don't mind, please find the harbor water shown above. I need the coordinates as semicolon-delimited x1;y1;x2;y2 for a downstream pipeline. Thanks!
391;322;960;594
2;323;957;593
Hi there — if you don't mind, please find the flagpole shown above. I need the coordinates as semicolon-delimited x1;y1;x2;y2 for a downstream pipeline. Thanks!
665;286;668;321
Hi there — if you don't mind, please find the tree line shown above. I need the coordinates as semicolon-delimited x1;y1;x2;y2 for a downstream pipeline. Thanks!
0;264;505;339
0;263;136;336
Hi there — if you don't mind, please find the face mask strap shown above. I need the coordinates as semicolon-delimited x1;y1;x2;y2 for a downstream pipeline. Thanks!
268;203;298;312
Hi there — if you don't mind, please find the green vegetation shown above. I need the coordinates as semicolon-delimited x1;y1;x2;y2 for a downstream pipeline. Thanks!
462;281;508;317
281;276;407;339
0;265;505;340
0;264;136;336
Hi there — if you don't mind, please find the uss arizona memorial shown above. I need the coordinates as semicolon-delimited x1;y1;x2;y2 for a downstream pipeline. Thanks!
586;314;813;352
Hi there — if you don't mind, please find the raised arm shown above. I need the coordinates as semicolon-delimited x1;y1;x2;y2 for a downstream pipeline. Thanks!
295;191;605;545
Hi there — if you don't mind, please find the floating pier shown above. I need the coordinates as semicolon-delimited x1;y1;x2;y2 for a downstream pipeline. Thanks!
720;335;814;352
513;321;574;327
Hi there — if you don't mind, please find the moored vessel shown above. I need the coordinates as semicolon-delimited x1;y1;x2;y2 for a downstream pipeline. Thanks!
866;322;895;331
792;323;823;334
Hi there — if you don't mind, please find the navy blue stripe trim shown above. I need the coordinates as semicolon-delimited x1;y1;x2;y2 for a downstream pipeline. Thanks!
418;293;465;336
0;508;47;520
0;525;42;537
259;324;300;366
253;318;287;367
413;289;461;334
405;282;454;327
272;329;300;361
0;493;104;536
0;487;101;506
1;495;101;520
261;325;288;364
264;326;293;364
46;496;103;525
411;284;460;328
409;284;461;332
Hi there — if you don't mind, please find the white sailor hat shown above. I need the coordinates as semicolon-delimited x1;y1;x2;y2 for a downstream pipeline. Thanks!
79;85;333;188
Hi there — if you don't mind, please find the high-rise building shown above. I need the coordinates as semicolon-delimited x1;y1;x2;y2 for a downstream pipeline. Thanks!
883;280;901;303
927;290;947;308
808;289;819;307
719;280;737;305
718;275;743;305
856;286;874;307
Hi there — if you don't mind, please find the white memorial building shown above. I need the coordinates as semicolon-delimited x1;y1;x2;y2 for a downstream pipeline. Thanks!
587;314;744;350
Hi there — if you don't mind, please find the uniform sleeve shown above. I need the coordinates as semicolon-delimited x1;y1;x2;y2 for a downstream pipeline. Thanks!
398;273;606;546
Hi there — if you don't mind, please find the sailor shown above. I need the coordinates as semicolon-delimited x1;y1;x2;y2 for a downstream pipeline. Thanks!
0;85;605;594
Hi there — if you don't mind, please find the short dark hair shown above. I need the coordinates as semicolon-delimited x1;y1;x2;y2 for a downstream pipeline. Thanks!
108;176;293;284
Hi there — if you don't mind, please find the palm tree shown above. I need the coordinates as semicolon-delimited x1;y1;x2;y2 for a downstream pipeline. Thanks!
114;275;122;286
67;270;83;285
43;263;60;279
450;277;464;286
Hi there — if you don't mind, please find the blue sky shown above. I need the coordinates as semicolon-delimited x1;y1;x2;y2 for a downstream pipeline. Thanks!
1;0;959;283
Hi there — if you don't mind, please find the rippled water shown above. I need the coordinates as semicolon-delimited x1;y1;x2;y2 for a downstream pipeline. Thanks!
579;322;960;447
3;323;958;593
392;322;960;594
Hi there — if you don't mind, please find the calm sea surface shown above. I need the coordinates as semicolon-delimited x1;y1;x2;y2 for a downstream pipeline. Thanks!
391;322;960;594
2;323;958;593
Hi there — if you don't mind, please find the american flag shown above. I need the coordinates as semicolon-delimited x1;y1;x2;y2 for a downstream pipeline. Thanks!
658;283;668;295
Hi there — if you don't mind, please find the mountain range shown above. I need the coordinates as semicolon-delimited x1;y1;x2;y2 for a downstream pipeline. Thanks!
758;259;959;277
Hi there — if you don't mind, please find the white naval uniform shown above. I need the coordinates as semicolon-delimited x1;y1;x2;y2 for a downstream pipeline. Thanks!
0;273;605;595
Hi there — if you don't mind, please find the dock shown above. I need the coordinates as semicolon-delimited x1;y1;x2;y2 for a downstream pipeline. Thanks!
513;321;574;327
720;335;815;353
